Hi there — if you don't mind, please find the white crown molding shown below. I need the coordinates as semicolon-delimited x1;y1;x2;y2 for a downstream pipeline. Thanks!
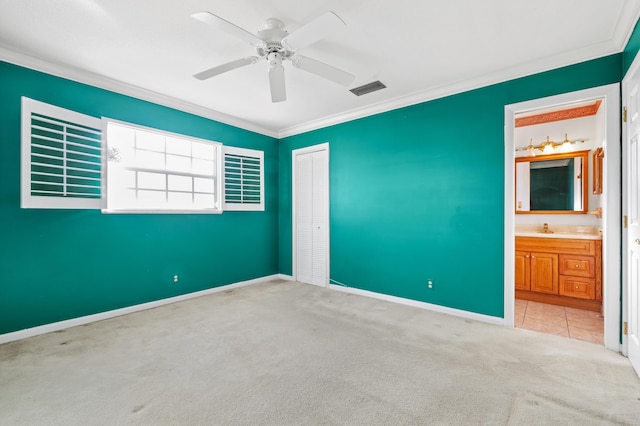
3;0;640;142
278;40;629;138
615;0;640;50
0;46;279;139
279;1;640;138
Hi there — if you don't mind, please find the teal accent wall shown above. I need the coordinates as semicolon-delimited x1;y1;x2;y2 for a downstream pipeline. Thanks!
279;55;622;318
0;62;279;334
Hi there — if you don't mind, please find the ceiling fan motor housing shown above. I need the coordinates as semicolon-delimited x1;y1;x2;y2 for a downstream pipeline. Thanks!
257;19;291;64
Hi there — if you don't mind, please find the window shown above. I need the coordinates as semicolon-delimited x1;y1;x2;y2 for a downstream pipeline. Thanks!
103;120;222;213
20;99;265;214
21;97;102;209
223;146;265;211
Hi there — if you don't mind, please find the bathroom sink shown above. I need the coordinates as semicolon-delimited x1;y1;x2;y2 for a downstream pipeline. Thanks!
515;225;602;240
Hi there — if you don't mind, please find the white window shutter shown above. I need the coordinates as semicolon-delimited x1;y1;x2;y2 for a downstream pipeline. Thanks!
21;97;102;209
223;146;264;211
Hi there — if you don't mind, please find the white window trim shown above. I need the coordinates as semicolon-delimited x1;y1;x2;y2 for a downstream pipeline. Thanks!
21;97;102;209
223;146;265;211
101;118;223;215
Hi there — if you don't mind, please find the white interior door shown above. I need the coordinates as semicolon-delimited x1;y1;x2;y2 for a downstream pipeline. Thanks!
624;60;640;377
293;144;329;287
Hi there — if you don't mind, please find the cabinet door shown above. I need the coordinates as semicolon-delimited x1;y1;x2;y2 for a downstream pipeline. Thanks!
515;251;530;290
530;252;558;294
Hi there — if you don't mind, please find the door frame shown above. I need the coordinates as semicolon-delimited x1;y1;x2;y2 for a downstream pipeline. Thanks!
503;84;621;352
291;142;330;287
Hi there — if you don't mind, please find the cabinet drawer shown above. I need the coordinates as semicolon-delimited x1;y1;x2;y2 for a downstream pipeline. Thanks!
559;255;594;278
559;276;595;300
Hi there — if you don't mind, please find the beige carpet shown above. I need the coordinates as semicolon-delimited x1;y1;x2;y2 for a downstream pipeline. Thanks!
1;280;639;425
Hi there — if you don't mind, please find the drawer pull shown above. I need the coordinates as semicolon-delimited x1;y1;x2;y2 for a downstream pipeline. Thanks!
575;264;580;268
576;286;580;289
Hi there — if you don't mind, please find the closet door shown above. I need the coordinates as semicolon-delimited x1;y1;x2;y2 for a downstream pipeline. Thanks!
293;144;328;287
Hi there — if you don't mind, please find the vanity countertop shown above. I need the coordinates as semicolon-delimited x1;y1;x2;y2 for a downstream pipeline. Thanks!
515;225;602;240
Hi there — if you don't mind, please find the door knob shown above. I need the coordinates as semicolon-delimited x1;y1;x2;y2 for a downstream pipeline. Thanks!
636;239;640;245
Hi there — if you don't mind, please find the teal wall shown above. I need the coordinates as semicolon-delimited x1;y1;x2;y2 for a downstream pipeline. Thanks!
0;62;279;334
279;55;622;318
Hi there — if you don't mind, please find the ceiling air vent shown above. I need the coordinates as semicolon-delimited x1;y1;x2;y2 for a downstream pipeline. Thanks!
350;80;386;96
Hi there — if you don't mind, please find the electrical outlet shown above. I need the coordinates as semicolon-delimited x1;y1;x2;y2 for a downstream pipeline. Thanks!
427;280;433;289
173;275;179;283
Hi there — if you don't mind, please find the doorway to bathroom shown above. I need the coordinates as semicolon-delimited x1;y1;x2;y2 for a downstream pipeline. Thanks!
504;84;621;351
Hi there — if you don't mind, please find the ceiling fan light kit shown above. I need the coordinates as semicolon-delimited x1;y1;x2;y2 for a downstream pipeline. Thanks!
191;11;356;103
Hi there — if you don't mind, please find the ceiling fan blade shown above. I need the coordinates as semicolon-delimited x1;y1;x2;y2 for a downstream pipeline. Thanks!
191;12;265;48
282;11;346;51
291;55;355;87
269;66;286;102
194;57;259;80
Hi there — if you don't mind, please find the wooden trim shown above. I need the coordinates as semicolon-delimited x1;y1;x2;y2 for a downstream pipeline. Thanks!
515;100;602;127
516;290;602;312
514;149;591;164
516;237;596;256
595;240;602;301
593;147;604;194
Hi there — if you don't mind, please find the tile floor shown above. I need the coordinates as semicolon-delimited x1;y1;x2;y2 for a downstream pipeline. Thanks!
514;299;604;345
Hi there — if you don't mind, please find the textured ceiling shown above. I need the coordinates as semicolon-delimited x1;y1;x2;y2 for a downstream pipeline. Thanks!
0;0;638;137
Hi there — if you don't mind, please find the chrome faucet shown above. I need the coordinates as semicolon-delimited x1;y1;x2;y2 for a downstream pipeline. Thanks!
541;223;554;234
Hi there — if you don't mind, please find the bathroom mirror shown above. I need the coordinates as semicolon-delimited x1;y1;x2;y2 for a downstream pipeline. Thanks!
515;150;589;214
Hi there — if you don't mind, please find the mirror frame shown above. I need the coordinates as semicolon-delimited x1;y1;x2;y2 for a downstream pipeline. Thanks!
593;147;604;195
515;149;589;214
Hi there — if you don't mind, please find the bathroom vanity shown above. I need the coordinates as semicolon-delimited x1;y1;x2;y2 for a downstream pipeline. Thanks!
515;229;602;312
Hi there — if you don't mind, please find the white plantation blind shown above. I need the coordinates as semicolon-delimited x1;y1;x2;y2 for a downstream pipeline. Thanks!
21;97;102;209
223;146;264;211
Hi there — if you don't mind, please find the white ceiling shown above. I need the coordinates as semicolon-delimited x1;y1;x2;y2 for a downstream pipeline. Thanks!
0;0;638;138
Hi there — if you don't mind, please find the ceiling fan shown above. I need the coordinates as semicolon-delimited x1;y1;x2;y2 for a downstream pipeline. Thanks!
191;11;356;102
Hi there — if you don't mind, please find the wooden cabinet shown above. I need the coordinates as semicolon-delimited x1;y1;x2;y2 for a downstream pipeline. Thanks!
517;251;559;293
515;237;602;311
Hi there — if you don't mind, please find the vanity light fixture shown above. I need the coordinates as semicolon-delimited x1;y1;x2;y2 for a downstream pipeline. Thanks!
516;133;585;156
558;133;585;152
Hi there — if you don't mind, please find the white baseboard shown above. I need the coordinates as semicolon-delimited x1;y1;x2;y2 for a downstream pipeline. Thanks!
276;274;294;281
0;274;281;345
328;284;505;326
1;275;503;345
